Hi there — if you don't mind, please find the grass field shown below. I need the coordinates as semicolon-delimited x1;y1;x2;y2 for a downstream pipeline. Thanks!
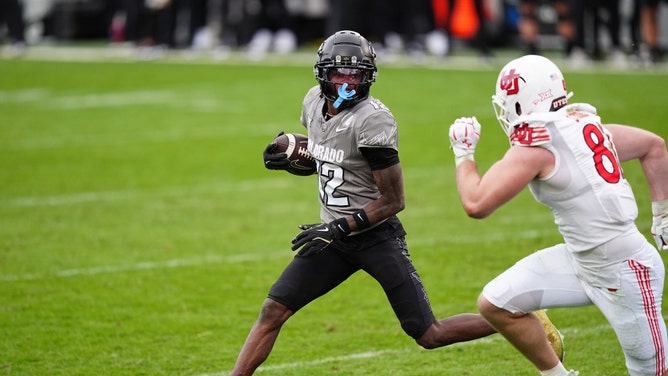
1;48;668;375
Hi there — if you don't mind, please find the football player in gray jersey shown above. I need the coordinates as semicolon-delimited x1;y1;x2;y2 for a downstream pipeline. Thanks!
231;30;559;376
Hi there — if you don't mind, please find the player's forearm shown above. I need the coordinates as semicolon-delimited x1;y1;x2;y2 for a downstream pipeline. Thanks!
639;138;668;201
363;193;405;224
455;161;493;219
340;196;403;233
364;164;406;225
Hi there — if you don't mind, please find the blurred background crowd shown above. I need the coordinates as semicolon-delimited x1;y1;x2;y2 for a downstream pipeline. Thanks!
0;0;667;67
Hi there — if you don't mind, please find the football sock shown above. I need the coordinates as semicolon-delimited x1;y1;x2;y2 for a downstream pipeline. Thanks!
540;362;569;376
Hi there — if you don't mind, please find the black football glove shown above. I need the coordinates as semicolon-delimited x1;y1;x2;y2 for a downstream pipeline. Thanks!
263;131;290;170
291;218;351;256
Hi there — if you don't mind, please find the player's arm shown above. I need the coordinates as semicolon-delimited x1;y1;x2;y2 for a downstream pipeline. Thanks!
290;147;402;256
359;151;405;227
606;124;668;250
326;147;405;232
455;146;553;219
605;124;668;201
448;116;554;219
327;159;405;233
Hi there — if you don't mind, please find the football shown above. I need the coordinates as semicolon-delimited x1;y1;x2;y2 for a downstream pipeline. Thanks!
273;133;316;176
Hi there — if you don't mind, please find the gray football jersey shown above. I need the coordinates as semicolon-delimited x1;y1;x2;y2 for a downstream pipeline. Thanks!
299;86;399;226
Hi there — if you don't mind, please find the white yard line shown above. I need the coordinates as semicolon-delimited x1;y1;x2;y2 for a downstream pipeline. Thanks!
0;252;289;282
0;178;296;207
0;88;244;112
198;324;618;375
201;350;401;376
0;225;550;282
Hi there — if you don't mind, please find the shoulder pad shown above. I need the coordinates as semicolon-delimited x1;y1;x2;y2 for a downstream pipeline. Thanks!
509;116;553;146
560;103;601;124
559;103;597;115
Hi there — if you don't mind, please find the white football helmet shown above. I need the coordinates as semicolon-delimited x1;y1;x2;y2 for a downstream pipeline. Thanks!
492;55;573;136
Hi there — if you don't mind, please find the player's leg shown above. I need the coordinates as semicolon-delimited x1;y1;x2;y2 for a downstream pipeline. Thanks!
354;222;496;348
230;250;358;375
585;240;667;376
230;298;293;376
479;244;590;373
349;218;438;341
418;312;496;349
478;297;564;371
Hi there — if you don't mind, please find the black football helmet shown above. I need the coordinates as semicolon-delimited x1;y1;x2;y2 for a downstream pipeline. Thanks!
314;30;377;108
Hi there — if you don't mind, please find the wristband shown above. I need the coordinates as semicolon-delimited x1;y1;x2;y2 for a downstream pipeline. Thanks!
352;209;371;230
455;154;475;167
329;217;351;239
652;199;668;216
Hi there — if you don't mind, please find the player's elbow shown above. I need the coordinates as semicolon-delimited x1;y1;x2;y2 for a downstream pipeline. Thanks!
650;133;668;156
462;201;492;219
392;198;406;215
379;194;405;217
638;133;668;166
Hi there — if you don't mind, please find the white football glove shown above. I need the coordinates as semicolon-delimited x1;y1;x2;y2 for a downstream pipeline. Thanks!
652;200;668;250
449;116;481;166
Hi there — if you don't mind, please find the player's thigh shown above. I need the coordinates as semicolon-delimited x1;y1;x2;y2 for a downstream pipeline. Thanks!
356;236;417;289
268;251;358;312
482;244;591;313
587;251;668;375
357;236;435;338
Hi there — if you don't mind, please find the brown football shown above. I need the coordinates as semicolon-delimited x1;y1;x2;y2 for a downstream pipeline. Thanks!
273;133;316;176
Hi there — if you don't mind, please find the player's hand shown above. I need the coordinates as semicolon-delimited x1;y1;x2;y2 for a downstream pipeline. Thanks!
297;223;319;231
449;116;481;158
291;219;350;256
652;200;668;250
263;131;290;170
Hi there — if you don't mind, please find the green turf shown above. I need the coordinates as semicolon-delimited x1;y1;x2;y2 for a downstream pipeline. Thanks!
1;51;667;375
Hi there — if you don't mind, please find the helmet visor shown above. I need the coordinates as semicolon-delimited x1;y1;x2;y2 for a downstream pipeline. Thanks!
328;67;364;82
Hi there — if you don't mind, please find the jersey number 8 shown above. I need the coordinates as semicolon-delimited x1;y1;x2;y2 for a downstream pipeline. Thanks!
583;123;622;184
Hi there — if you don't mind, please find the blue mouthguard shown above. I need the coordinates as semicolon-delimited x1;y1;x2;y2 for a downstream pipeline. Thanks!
333;83;357;109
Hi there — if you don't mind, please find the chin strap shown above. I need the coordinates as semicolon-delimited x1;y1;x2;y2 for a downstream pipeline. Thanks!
333;83;357;109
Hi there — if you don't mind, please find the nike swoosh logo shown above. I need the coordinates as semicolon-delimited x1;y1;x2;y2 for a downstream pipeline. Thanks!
316;228;329;232
335;125;348;132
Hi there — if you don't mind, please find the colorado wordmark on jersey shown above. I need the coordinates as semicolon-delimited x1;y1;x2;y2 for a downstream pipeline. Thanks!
517;104;638;251
299;86;398;227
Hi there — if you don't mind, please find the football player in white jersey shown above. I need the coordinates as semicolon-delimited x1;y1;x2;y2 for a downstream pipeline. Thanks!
232;31;574;375
449;54;668;376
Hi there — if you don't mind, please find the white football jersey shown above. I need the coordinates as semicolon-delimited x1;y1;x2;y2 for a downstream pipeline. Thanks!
517;105;638;251
299;86;399;226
